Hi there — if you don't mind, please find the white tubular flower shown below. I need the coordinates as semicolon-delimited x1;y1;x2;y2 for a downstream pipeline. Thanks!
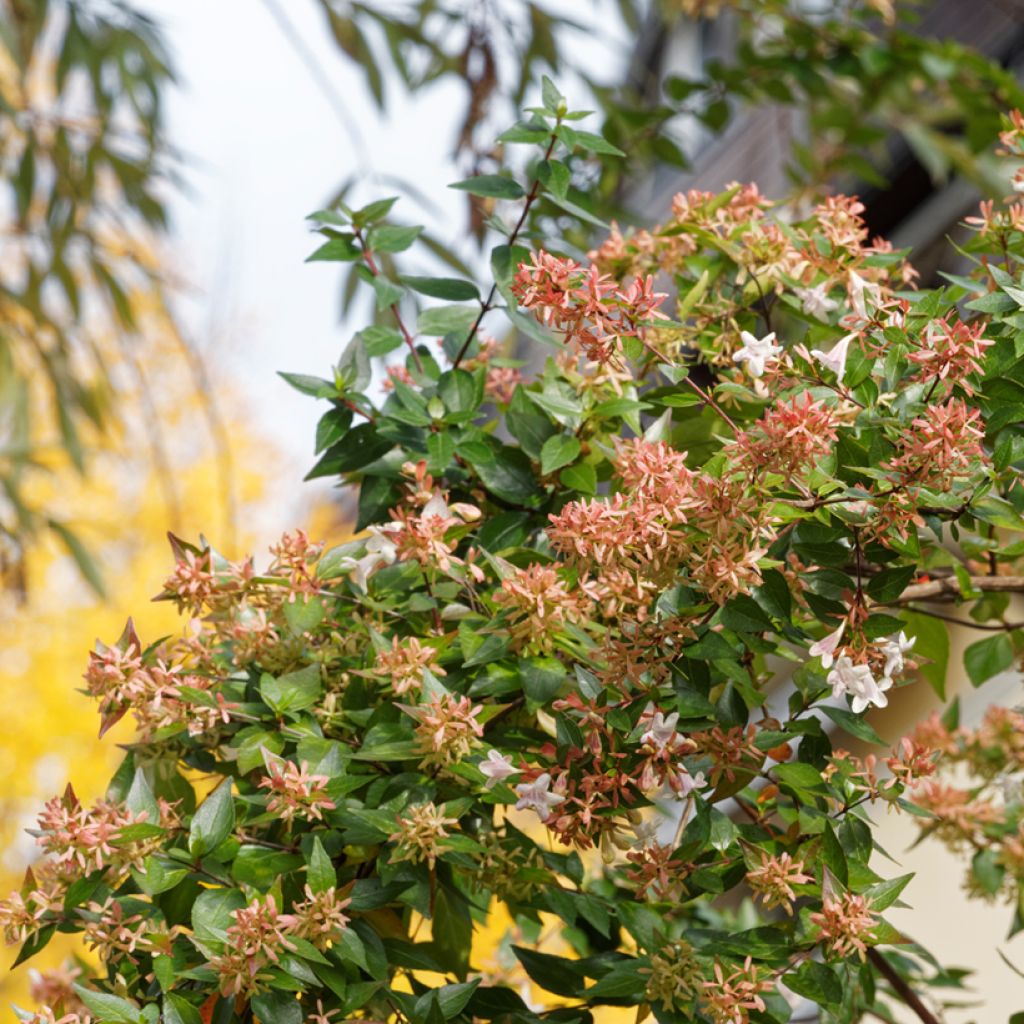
421;492;450;520
810;333;855;383
478;750;519;789
808;622;846;669
632;819;660;847
340;524;401;590
733;331;783;378
795;282;839;321
641;711;680;751
828;656;887;714
514;773;565;818
876;631;915;681
847;270;880;319
674;767;706;798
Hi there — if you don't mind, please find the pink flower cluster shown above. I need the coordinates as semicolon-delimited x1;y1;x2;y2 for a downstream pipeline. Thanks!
512;250;667;363
258;759;336;824
211;889;350;997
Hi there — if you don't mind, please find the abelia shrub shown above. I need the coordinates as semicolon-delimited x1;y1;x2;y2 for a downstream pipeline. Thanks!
5;87;1024;1024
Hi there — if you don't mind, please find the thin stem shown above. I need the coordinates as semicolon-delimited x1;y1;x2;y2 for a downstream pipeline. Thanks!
639;337;739;433
682;374;740;433
353;226;423;373
453;123;562;368
891;574;1024;604
866;948;941;1024
902;604;1024;631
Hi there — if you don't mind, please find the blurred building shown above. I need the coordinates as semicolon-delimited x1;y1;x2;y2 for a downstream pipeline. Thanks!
629;0;1024;282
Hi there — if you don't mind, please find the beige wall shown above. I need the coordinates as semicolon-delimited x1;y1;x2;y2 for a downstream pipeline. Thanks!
862;607;1024;1022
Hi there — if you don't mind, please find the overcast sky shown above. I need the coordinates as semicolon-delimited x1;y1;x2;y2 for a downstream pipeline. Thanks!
137;0;626;503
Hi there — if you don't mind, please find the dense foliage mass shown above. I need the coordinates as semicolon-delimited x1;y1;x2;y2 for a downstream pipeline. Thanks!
4;86;1024;1024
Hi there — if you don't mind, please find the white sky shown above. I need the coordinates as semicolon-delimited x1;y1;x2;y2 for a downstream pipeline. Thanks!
143;0;462;463
138;0;625;492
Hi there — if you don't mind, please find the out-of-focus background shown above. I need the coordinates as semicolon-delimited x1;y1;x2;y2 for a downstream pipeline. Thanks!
2;0;1024;1018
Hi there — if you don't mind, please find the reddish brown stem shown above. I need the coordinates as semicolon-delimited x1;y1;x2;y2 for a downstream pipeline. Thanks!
453;123;562;368
354;226;423;373
866;948;941;1024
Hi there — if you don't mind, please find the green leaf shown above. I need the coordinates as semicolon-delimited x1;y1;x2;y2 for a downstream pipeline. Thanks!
252;991;302;1024
865;565;917;603
360;324;404;357
261;664;322;714
586;964;645;1001
507;389;557;458
512;947;585;998
821;821;849;886
367;224;423;253
821;705;884;746
865;872;914;911
401;276;480;301
432;886;472;979
307;836;337;894
163;995;204;1024
559;462;597;495
556;125;625;157
192;887;246;945
964;634;1014;686
12;924;55;967
284;596;325;635
307;235;361;262
498;121;550;145
278;372;337;398
519;657;567;704
73;988;140;1024
540;435;581;475
541;76;565;113
418;305;479;336
903;610;949;699
414;981;481;1021
753;569;791;620
438;369;482;421
337;334;371;392
862;613;905;640
720;595;773;633
231;845;303;888
543;190;609;229
426;432;456;474
784;961;842;1007
126;767;160;822
773;762;827;799
449;175;526;200
353;197;399;225
306;424;394;479
188;777;235;857
315;408;352;454
538;159;571;199
465;445;540;505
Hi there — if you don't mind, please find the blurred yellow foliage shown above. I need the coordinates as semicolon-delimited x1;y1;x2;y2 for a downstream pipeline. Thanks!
0;311;306;1004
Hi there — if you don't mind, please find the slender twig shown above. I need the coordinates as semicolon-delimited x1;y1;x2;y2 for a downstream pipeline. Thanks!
638;337;739;432
353;226;423;372
902;605;1024;632
682;374;740;432
891;574;1024;604
866;948;941;1024
452;124;562;368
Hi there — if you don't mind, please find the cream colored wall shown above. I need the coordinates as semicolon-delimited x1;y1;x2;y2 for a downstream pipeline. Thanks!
861;607;1024;1023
